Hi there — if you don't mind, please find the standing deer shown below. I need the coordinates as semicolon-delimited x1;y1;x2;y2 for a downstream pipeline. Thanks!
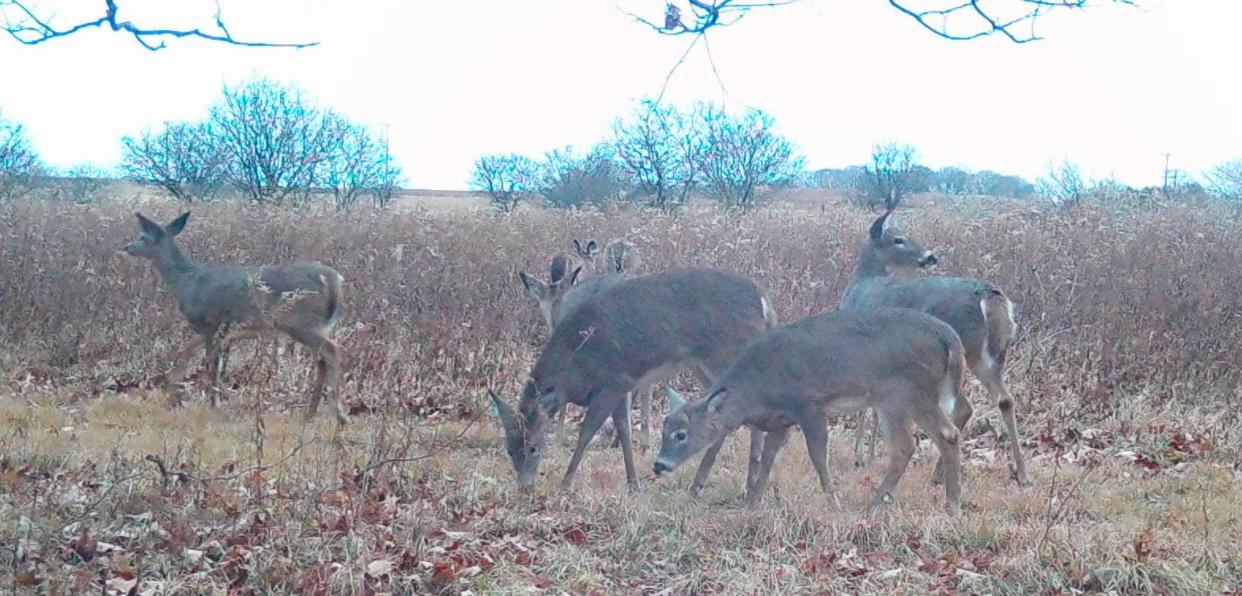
121;212;348;424
654;307;968;515
573;238;642;276
518;239;659;451
493;268;778;492
841;211;1026;486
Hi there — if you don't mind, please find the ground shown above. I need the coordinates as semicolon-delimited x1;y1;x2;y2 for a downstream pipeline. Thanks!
1;194;1239;594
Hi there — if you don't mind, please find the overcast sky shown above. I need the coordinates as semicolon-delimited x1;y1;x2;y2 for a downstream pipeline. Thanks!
1;0;1238;189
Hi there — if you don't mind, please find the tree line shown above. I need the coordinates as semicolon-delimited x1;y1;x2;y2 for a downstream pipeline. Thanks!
0;79;403;210
2;82;1241;210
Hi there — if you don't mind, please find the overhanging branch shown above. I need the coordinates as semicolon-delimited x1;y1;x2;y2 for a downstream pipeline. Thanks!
1;0;317;50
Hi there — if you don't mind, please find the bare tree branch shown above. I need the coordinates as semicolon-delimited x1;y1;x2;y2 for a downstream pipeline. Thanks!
1;0;317;50
627;0;801;36
632;0;1136;43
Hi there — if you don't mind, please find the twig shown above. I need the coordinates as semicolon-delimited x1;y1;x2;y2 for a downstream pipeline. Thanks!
361;408;485;475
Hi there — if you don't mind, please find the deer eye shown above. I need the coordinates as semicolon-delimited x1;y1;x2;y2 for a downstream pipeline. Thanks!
893;237;905;246
673;430;688;442
527;446;539;455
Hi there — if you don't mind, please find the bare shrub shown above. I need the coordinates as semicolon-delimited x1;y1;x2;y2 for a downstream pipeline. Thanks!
696;105;804;210
854;141;927;209
120;122;227;203
533;144;630;209
318;114;405;211
1203;159;1242;202
0;110;44;201
210;78;336;205
58;164;110;204
612;99;703;212
1038;159;1088;206
470;154;537;213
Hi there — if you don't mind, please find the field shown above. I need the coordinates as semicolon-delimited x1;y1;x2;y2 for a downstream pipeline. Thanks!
1;195;1241;594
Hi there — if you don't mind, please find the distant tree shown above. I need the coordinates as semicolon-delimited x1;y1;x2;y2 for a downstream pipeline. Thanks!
317;113;404;211
470;154;537;213
612;99;703;212
57;164;110;204
931;166;972;195
859;141;925;210
533;144;631;209
210;78;338;205
1037;159;1088;205
0;111;44;201
120;122;227;203
1203;159;1242;202
695;105;803;210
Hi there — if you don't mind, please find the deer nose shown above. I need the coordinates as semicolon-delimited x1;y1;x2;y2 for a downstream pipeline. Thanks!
919;253;938;267
653;460;671;476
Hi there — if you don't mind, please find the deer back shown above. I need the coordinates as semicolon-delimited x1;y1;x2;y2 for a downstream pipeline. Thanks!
531;268;771;407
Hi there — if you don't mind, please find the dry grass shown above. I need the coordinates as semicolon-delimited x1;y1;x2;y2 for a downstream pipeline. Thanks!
1;196;1240;594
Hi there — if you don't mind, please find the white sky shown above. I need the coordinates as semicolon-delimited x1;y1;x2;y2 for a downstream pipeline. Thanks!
1;0;1239;189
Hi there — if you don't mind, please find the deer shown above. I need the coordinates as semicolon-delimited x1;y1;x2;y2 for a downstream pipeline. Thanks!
573;238;642;276
840;210;1026;486
654;307;968;515
121;212;348;424
492;268;779;493
517;239;661;451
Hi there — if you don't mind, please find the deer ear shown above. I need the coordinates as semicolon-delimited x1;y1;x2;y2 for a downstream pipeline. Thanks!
572;239;587;257
135;212;164;237
586;240;599;255
705;388;728;413
868;211;891;241
518;272;547;300
664;388;687;413
568;266;583;286
166;212;190;237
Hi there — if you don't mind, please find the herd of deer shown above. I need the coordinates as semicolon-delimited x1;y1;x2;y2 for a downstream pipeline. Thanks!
122;209;1023;515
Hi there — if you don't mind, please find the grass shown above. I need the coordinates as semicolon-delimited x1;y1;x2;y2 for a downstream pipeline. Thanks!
1;195;1240;593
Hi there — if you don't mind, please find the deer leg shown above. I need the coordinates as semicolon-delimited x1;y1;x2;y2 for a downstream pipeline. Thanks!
204;335;221;407
689;439;724;496
868;412;915;511
979;365;1027;487
801;411;841;507
560;390;625;491
638;382;654;454
284;328;346;425
745;427;765;494
867;410;880;464
165;335;206;408
744;426;790;506
933;392;973;485
916;408;963;515
611;394;640;491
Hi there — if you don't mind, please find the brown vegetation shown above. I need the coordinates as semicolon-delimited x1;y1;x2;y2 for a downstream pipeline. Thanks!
1;196;1240;593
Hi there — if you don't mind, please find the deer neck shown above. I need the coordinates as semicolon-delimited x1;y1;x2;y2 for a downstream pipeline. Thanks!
152;241;197;289
850;245;889;284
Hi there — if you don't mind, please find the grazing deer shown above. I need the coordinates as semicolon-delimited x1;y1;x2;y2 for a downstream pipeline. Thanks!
518;240;660;451
655;308;967;515
841;211;1026;486
121;212;348;424
493;268;778;492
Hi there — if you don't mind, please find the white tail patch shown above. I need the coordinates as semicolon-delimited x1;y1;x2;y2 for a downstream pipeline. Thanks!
760;296;777;327
979;294;1017;368
978;297;995;368
938;375;957;420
